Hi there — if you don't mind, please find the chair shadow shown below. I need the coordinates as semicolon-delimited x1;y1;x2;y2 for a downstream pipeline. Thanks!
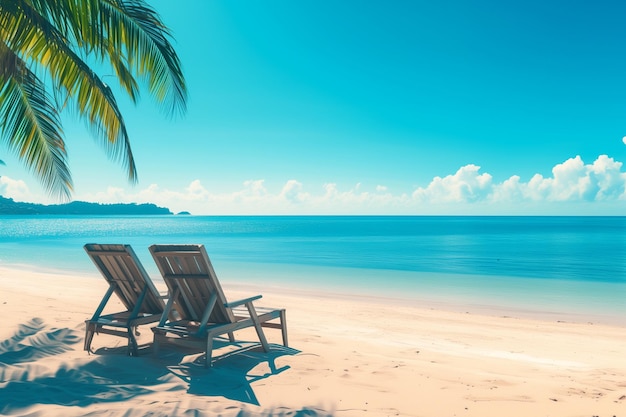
158;338;301;405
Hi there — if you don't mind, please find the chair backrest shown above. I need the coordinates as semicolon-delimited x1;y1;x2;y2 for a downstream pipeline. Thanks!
149;244;235;324
84;243;164;314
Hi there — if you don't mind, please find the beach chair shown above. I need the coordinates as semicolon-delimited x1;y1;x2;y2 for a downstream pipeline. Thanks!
84;243;165;356
149;244;288;367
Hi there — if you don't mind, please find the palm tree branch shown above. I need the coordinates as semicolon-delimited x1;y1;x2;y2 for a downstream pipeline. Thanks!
1;0;138;183
99;0;187;115
0;0;188;198
37;0;141;103
0;42;72;199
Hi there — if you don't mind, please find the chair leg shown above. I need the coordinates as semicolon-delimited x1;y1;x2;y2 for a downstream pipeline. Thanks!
127;327;139;356
84;322;96;352
279;310;288;347
152;333;161;357
205;334;214;368
244;302;270;352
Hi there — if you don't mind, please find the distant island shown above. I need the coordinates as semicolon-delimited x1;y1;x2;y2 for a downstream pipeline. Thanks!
0;195;173;215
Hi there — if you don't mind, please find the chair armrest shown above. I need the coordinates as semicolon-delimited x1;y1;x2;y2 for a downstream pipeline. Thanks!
225;295;262;308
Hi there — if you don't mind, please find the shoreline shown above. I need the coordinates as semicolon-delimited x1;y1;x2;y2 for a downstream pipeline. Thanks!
3;260;626;327
1;265;626;416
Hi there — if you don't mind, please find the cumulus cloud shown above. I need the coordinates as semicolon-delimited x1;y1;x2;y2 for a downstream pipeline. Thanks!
68;155;626;214
186;180;209;197
0;176;35;202
279;180;308;204
407;155;626;208
412;164;493;203
4;155;626;215
502;155;626;203
491;175;524;202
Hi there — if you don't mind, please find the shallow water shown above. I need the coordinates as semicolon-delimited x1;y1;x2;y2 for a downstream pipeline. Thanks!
1;215;625;323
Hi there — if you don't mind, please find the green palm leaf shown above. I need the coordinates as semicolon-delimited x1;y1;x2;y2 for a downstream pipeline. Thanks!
99;0;187;114
2;0;137;184
0;0;187;198
0;42;73;199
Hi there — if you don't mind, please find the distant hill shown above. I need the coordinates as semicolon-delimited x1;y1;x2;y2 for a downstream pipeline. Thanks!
0;195;173;215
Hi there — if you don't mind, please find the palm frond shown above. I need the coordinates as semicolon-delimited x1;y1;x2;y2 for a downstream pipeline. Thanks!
100;0;187;115
38;0;142;103
1;0;137;183
0;43;73;199
0;0;187;198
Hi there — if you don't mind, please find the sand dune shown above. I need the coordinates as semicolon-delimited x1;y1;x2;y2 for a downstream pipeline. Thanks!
1;266;625;416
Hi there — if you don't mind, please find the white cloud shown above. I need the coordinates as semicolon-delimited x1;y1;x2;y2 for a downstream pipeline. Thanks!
5;155;626;215
279;180;308;204
492;175;524;202
186;180;209;197
0;176;35;202
412;164;493;203
405;155;626;211
502;155;626;203
589;155;625;200
240;179;267;197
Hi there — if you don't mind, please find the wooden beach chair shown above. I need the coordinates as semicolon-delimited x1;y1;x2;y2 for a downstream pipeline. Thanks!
149;244;288;367
84;243;165;356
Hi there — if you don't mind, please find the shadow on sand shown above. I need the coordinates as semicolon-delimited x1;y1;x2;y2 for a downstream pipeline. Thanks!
0;321;331;416
0;317;80;364
162;339;300;405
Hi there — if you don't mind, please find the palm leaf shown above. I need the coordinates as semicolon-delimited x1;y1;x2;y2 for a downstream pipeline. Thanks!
0;0;188;198
0;42;73;199
40;0;187;114
99;0;187;115
37;0;142;103
1;0;137;183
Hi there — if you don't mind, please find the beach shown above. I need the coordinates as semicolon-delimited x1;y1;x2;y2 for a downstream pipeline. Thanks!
4;0;626;414
1;265;625;417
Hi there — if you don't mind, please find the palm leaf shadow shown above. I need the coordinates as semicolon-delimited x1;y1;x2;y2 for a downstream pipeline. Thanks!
0;354;174;414
0;318;80;365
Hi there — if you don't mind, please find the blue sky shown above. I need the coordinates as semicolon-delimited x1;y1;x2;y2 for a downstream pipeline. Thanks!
3;0;626;214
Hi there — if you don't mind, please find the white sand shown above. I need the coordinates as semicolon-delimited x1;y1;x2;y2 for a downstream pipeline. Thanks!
1;265;625;417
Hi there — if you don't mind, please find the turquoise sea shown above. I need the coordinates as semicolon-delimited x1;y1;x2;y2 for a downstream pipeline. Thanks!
1;215;625;325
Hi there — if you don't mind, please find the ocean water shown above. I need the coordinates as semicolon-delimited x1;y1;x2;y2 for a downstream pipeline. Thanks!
1;215;625;324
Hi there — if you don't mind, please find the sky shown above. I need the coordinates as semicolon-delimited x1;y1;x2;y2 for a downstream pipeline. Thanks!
3;0;626;215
